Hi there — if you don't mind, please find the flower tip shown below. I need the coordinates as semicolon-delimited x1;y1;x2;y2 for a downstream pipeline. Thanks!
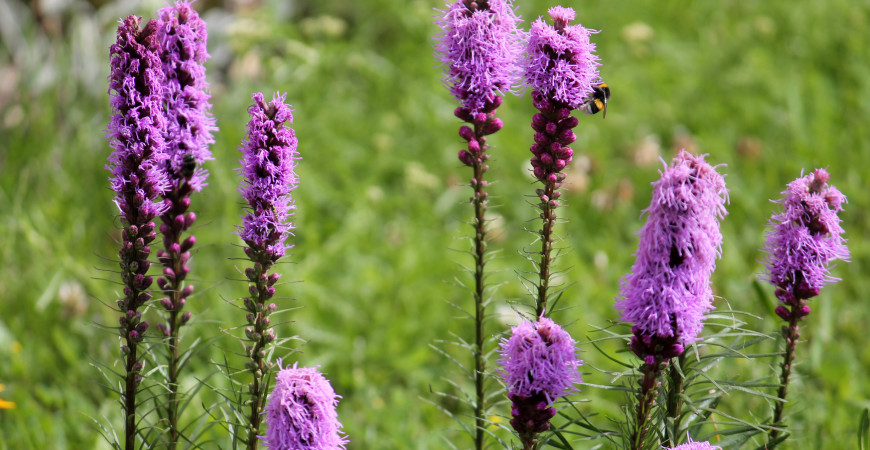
813;168;830;184
548;6;576;24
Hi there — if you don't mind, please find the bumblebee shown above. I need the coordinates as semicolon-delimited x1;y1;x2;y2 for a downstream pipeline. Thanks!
580;83;610;118
180;152;197;179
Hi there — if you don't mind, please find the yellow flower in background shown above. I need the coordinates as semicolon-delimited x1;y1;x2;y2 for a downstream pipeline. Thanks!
0;384;16;409
487;415;504;431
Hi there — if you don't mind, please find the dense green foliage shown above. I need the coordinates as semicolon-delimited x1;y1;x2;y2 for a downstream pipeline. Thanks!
0;0;868;448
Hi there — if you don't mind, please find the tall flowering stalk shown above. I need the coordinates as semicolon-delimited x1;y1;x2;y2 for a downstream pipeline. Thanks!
263;361;348;449
152;2;215;445
237;92;299;450
523;6;600;317
762;169;848;445
498;317;582;449
434;1;521;447
614;151;728;450
106;15;169;450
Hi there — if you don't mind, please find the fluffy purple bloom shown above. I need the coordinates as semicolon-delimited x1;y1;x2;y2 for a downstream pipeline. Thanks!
615;151;728;363
524;6;600;109
499;317;581;402
665;438;722;450
263;362;348;449
435;0;523;113
238;92;299;262
155;0;216;191
763;168;848;301
107;15;169;225
498;317;581;439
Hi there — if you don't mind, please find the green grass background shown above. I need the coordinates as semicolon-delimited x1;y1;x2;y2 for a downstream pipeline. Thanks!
1;0;868;448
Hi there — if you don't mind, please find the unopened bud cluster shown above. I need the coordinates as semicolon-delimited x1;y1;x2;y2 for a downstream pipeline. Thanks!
456;96;504;169
508;391;557;438
242;262;280;391
155;204;198;334
628;326;684;367
529;91;578;189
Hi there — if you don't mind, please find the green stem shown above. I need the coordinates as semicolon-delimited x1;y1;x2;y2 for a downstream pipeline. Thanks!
246;264;273;450
632;361;666;450
769;306;801;446
666;354;686;447
167;303;180;449
124;336;138;450
535;181;556;318
470;122;489;450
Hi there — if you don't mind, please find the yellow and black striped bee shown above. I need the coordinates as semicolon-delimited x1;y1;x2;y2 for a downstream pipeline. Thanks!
580;83;610;118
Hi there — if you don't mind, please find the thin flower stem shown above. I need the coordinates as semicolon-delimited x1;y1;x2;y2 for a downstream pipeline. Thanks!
535;180;556;318
769;305;801;445
632;361;666;450
124;340;138;450
167;313;180;448
666;354;686;447
246;263;274;450
470;119;491;450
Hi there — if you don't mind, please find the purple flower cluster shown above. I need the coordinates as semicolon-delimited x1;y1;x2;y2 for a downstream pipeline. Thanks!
528;103;578;185
264;362;348;449
763;168;848;315
107;14;170;346
238;92;299;263
435;0;522;114
524;7;598;186
524;7;600;110
616;151;728;365
498;317;581;436
153;0;215;332
155;0;216;192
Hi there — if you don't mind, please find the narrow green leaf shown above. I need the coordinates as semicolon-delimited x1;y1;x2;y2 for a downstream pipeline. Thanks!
859;407;869;450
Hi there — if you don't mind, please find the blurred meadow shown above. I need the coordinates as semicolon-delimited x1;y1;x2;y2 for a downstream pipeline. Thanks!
1;0;869;448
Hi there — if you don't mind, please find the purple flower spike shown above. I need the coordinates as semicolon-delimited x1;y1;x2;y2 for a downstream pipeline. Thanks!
498;317;581;443
264;362;348;449
524;6;600;109
616;151;728;363
107;15;169;227
238;92;299;263
764;169;848;442
106;14;168;446
435;0;522;114
156;0;216;192
763;168;848;302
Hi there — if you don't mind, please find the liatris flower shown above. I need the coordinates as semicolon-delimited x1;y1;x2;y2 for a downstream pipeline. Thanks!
665;437;721;450
616;150;728;364
237;92;299;448
525;6;600;111
763;168;848;443
155;0;215;193
106;14;169;449
435;0;522;114
764;168;848;308
523;6;600;317
498;317;581;448
434;3;521;448
614;150;727;450
263;362;348;449
151;2;216;444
